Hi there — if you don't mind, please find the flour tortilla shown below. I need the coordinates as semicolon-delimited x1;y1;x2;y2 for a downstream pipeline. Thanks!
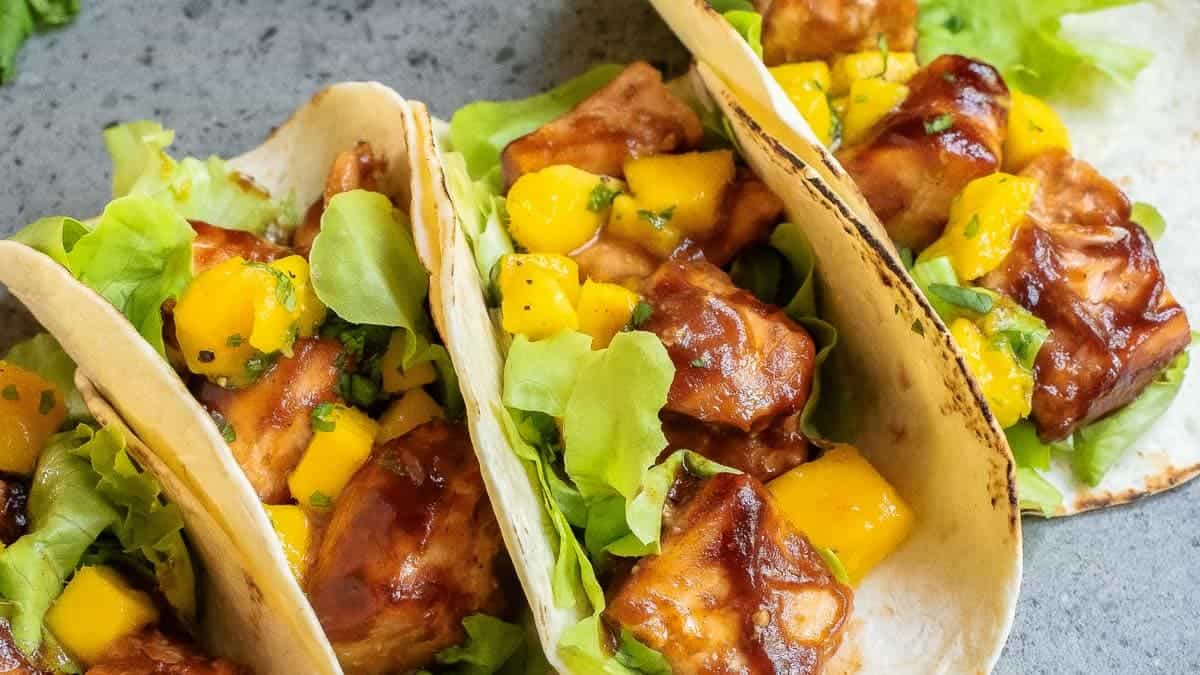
648;0;1200;516
416;67;1021;673
0;82;422;675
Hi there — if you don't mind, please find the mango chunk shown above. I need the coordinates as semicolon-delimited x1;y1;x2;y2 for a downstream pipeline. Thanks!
950;318;1033;428
377;389;445;443
842;78;909;147
507;165;618;254
380;330;438;394
1004;91;1071;172
830;50;919;95
46;566;159;665
622;151;735;238
287;404;378;506
265;504;311;583
174;255;327;385
607;194;685;258
919;173;1039;281
770;63;835;146
577;280;640;349
0;361;66;475
768;446;913;586
499;253;581;340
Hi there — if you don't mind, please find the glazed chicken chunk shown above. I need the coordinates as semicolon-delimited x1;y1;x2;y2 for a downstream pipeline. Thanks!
643;260;816;433
605;473;852;675
86;629;245;675
500;61;704;188
757;0;917;66
661;413;809;483
838;55;1010;250
981;150;1191;440
294;141;388;256
190;220;287;274
305;421;507;675
198;337;343;503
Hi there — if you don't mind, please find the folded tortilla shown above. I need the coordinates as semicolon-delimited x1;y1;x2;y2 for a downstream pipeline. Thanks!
648;0;1200;516
415;66;1021;673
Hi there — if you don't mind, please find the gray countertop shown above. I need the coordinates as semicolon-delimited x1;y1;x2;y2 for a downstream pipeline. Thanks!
2;2;1197;673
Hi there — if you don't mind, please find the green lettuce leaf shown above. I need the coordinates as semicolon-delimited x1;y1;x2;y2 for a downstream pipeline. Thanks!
103;121;283;234
503;332;596;418
439;151;515;293
1015;466;1062;517
614;630;671;675
1072;351;1190;486
708;1;764;59
1131;202;1166;241
449;65;624;180
433;614;526;675
9;216;86;268
3;333;87;422
1005;421;1066;516
0;0;79;84
917;0;1153;97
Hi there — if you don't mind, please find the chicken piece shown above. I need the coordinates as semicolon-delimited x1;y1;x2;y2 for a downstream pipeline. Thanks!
293;142;387;257
838;55;1010;250
198;338;343;503
500;62;704;189
86;628;245;675
572;235;659;286
702;170;786;267
0;478;28;546
0;622;38;675
605;473;852;674
190;221;287;275
305;421;506;675
643;260;816;433
980;150;1192;440
661;413;809;483
758;0;917;66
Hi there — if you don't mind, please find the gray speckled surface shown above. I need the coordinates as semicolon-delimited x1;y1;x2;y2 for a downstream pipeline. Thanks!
1;2;1197;673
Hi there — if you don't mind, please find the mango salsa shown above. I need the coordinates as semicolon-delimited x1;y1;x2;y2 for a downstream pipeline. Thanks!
507;165;617;254
950;318;1033;428
287;404;379;506
174;255;327;385
830;50;919;95
0;362;66;475
1004;91;1071;172
770;63;835;146
841;78;909;146
46;566;159;665
380;330;438;394
377;389;444;443
607;194;685;258
919;173;1039;281
623;151;735;238
576;280;639;348
499;253;581;340
768;446;913;585
265;504;311;583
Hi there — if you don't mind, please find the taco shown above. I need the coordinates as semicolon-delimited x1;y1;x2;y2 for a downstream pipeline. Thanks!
0;84;542;675
648;0;1198;516
0;333;251;673
420;61;1020;673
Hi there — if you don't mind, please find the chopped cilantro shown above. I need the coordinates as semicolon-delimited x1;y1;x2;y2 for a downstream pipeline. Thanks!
877;32;889;77
637;206;676;231
626;301;653;330
38;390;55;415
690;357;711;369
942;72;958;83
226;334;244;347
587;181;620;212
924;114;954;135
963;214;981;239
245;353;277;379
309;491;332;508
929;284;995;314
311;403;338;433
2;385;17;401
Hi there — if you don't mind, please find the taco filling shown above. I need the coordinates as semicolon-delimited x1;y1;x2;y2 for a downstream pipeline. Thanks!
711;0;1192;512
445;61;916;673
0;335;242;674
11;126;531;675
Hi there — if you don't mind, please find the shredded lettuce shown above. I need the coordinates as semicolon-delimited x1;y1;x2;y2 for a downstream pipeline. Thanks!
439;151;515;294
1131;202;1166;241
4;333;87;422
9;216;86;268
1015;467;1062;517
0;0;79;84
429;614;526;675
1005;421;1065;515
103;121;285;234
707;0;764;59
917;0;1153;97
0;425;194;656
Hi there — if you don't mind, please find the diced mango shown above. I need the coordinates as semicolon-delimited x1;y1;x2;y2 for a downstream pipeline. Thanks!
623;151;735;238
1004;91;1071;172
769;62;831;95
265;504;311;583
46;566;159;665
830;50;919;95
377;389;445;443
770;63;835;146
0;362;66;475
499;253;581;340
768;446;913;586
607;194;685;258
380;330;438;394
577;281;639;349
919;173;1039;281
287;405;379;506
507;165;618;254
950;318;1033;428
842;78;909;146
830;95;849;119
174;255;326;385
